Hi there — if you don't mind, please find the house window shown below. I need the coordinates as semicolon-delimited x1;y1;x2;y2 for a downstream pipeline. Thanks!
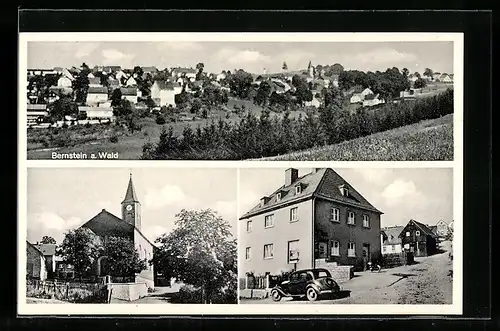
264;214;274;228
363;215;370;228
330;240;340;256
276;192;281;202
245;247;251;260
416;230;420;236
348;242;356;257
295;185;302;194
246;220;252;232
382;246;387;253
288;240;299;263
406;231;410;237
392;245;396;252
263;244;274;259
347;211;355;225
290;207;298;222
331;208;340;222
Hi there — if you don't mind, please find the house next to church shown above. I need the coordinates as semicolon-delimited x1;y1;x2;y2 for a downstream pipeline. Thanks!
77;174;155;289
239;168;383;287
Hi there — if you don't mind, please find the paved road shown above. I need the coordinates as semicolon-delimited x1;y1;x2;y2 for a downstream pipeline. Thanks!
111;283;183;304
240;241;453;305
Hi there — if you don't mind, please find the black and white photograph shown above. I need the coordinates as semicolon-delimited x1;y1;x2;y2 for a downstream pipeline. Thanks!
238;167;456;306
21;33;460;161
22;167;237;306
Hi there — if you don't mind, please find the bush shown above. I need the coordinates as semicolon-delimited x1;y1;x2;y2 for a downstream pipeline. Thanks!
155;115;166;125
84;122;92;128
109;135;119;143
170;285;202;304
61;122;69;129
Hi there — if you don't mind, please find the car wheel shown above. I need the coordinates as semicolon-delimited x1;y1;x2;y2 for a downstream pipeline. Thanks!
271;290;282;302
306;288;318;302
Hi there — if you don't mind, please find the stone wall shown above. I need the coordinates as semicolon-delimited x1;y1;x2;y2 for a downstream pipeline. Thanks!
315;259;354;283
108;282;148;302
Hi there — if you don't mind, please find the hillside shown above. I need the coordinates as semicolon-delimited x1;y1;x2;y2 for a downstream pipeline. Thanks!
258;114;453;161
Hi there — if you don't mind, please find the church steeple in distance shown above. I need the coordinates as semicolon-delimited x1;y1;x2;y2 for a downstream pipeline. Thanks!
121;173;142;230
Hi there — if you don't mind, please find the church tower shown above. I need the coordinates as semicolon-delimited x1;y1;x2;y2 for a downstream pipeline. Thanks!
121;173;142;230
308;60;314;78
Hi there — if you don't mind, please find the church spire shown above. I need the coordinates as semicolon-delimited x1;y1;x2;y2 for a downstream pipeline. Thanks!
122;173;138;203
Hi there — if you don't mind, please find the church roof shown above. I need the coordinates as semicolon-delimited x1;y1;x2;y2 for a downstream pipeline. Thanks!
122;175;139;203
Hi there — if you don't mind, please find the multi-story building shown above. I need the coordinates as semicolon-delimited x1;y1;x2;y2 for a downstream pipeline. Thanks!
239;168;383;284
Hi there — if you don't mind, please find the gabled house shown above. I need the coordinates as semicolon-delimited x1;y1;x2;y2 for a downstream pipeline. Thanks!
240;168;383;284
171;67;197;79
350;87;374;104
120;87;139;104
86;86;109;106
57;76;72;88
89;77;102;87
126;76;137;87
435;219;452;237
33;243;57;277
27;104;48;124
380;226;404;255
26;241;48;281
151;80;181;107
400;219;438;257
362;93;385;107
438;73;453;83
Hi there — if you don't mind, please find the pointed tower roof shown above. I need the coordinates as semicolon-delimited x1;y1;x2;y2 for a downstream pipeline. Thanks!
308;60;312;69
122;173;139;203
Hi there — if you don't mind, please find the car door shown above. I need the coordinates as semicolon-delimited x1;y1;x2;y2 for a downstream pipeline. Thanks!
287;272;305;295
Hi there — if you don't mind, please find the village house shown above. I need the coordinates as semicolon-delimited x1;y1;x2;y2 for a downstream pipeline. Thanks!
350;87;374;104
239;168;383;287
437;73;453;83
27;104;48;125
435;219;453;238
150;81;182;107
26;241;48;281
362;93;385;107
323;74;339;88
408;73;420;83
33;243;59;278
126;76;137;87
88;77;102;87
400;219;438;257
103;66;122;74
216;72;227;81
380;226;404;255
77;175;155;289
78;106;114;120
120;87;139;104
432;73;441;81
141;66;158;75
57;75;73;88
86;86;109;106
171;67;197;80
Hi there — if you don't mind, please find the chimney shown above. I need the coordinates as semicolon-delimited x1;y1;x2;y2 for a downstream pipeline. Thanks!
311;168;322;173
285;168;299;186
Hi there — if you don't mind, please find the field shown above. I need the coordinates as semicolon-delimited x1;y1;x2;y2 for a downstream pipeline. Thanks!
259;114;454;161
27;98;306;160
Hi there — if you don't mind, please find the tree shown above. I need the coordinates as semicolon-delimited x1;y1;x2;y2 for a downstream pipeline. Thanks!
59;227;103;279
133;66;144;78
196;62;204;81
73;63;91;104
402;68;409;78
49;96;78;121
228;69;253;99
102;237;148;277
41;236;56;244
110;88;123;107
153;209;237;304
282;61;288;71
325;63;344;76
414;77;427;89
423;68;434;79
254;80;272;106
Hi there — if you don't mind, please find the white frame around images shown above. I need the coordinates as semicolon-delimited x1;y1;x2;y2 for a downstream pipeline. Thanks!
18;32;463;316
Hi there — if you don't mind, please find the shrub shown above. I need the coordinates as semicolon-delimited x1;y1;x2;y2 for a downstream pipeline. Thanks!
109;135;119;143
170;285;202;304
155;115;166;125
84;122;92;128
61;122;69;129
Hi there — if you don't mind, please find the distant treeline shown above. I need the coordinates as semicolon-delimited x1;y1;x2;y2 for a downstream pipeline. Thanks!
141;89;454;160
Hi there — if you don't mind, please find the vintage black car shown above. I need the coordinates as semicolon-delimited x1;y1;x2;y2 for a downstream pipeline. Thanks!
270;268;341;302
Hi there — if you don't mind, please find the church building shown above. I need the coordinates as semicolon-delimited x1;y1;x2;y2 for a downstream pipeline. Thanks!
78;174;155;289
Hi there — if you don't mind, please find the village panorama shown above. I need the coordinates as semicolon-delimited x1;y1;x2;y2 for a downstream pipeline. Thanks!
26;58;454;161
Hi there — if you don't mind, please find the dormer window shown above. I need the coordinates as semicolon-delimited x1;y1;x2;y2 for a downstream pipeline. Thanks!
276;192;282;202
295;184;302;195
339;184;349;197
260;196;269;207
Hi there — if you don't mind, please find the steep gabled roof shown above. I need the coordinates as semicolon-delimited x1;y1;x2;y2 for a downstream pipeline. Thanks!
87;86;108;94
240;168;382;219
381;226;404;245
34;243;56;256
89;77;101;85
120;87;138;96
122;175;139;203
26;241;44;256
401;219;437;238
364;93;379;101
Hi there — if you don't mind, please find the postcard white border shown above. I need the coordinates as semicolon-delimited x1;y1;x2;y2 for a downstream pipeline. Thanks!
18;32;463;316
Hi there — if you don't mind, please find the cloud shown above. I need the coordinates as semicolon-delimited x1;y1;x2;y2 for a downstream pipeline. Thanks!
142;225;169;244
31;212;82;231
280;50;317;70
143;185;194;209
212;200;237;219
349;48;417;66
352;168;391;186
157;42;203;52
74;43;99;58
215;48;271;65
381;179;425;207
101;48;136;65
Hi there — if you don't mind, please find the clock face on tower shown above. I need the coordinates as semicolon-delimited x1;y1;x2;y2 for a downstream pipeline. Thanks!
126;204;133;211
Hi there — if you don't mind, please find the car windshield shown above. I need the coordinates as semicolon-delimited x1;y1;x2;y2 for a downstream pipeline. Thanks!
313;269;331;278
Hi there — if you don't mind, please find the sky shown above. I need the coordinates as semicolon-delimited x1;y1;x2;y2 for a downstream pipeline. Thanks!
26;168;237;245
239;168;454;229
27;41;454;75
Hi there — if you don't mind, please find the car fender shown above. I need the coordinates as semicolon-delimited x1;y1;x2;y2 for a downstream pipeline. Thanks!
271;286;288;296
306;283;321;293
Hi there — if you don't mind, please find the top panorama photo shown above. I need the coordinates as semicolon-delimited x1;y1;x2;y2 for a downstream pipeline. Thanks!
23;37;456;161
